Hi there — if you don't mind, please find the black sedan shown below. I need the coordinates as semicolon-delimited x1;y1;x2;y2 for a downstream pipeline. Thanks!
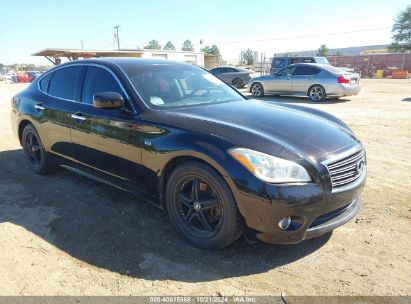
11;58;366;249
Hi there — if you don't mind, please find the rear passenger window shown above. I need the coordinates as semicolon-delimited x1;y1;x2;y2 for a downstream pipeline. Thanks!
82;66;123;105
222;67;235;73
39;72;53;92
293;66;321;76
48;66;84;101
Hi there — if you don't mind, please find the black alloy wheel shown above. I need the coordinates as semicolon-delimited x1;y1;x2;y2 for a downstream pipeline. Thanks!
166;162;241;249
22;124;55;174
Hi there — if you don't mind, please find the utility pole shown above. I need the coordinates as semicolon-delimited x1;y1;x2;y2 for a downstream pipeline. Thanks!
113;26;120;49
81;40;84;50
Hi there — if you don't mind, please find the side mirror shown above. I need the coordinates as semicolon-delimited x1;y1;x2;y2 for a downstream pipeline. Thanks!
93;91;124;109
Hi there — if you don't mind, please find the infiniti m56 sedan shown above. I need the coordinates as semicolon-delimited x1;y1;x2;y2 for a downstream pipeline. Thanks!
11;58;366;249
249;63;361;101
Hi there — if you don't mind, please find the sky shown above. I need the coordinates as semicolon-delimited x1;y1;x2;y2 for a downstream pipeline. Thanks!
0;0;410;65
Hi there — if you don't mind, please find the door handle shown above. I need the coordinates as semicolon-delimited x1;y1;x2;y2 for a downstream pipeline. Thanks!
71;113;86;121
34;103;45;110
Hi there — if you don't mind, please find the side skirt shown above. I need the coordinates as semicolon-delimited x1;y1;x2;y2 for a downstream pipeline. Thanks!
58;162;163;209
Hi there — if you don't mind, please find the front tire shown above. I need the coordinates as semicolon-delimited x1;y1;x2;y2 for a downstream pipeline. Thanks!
165;162;242;249
308;85;326;102
22;124;55;174
251;82;264;97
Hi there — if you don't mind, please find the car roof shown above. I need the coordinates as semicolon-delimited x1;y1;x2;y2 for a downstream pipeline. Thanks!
54;57;191;69
289;63;325;67
211;66;240;69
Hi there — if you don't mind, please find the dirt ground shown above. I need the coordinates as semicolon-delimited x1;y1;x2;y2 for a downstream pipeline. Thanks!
0;79;410;296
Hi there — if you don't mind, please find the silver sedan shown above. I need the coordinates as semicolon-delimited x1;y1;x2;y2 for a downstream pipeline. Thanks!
248;63;361;101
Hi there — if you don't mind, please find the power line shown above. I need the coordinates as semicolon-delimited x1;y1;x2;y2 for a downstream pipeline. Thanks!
209;27;391;45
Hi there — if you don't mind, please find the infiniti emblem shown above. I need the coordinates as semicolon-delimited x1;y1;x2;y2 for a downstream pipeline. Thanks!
356;159;365;174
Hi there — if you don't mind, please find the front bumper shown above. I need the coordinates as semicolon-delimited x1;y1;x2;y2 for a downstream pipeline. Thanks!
231;168;365;245
304;197;360;240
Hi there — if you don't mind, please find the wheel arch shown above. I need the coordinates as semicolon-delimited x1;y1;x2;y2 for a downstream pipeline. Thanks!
232;77;243;85
159;153;235;208
18;119;34;145
307;83;326;96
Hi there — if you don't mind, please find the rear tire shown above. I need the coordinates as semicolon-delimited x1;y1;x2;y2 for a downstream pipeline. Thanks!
232;78;243;89
22;124;55;174
308;85;326;102
165;161;242;249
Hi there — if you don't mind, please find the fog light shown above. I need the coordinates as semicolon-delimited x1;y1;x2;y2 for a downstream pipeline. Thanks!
278;217;292;230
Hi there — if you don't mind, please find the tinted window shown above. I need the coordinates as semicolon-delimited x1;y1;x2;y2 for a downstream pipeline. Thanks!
210;68;222;75
48;66;84;101
82;66;123;105
222;67;236;73
39;72;53;92
293;66;321;76
273;59;286;68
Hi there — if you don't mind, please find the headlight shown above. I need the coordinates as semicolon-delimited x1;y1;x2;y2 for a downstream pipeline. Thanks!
229;148;311;183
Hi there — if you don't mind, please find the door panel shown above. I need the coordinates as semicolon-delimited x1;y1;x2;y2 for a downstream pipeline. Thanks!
266;66;295;92
71;105;144;185
291;66;321;93
71;65;144;186
291;75;314;93
37;65;85;160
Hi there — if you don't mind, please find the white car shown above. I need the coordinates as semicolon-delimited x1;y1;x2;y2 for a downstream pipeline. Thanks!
1;72;16;82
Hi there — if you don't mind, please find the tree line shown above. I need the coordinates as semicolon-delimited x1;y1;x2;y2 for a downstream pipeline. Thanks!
144;39;221;55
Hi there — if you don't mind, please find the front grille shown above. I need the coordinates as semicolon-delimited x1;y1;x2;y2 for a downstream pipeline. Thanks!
326;147;365;192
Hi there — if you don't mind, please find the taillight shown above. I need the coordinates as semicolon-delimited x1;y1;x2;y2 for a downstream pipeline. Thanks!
338;75;350;84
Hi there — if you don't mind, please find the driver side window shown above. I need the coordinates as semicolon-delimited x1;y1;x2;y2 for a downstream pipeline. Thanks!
82;66;124;105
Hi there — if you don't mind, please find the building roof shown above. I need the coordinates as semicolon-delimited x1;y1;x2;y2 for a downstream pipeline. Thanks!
32;48;145;58
32;48;202;58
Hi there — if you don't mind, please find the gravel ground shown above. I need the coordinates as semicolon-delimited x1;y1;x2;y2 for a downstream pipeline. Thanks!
0;80;410;296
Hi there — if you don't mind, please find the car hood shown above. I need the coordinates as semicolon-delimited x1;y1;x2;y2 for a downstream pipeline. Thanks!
151;99;358;160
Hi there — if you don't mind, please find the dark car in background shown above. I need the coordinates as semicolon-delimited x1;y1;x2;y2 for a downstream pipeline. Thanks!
209;66;254;88
27;71;42;82
270;56;330;74
11;58;366;249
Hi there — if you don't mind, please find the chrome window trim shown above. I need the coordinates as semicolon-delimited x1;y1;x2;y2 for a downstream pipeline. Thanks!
36;62;135;112
321;144;366;193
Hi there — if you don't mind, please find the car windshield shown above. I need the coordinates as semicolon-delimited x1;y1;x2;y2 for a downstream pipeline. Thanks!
315;57;330;65
123;64;245;109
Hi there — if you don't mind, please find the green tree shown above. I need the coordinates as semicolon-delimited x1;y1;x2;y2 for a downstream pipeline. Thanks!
390;5;411;52
201;44;220;55
182;39;194;51
144;40;161;50
317;44;329;56
335;51;342;56
242;49;254;65
163;41;176;51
